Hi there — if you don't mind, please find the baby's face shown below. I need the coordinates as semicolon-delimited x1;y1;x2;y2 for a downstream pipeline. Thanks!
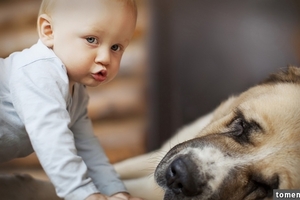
49;0;136;87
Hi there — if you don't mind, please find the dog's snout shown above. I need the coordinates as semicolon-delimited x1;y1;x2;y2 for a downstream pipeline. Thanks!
165;158;184;194
166;157;202;197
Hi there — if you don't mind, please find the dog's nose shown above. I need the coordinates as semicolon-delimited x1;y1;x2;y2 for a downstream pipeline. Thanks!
165;157;201;196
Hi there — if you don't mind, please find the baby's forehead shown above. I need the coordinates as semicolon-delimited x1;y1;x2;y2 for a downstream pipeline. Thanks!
39;0;137;23
40;0;136;16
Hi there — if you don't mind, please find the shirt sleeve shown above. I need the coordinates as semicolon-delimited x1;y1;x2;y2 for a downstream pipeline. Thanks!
10;60;99;200
71;85;127;196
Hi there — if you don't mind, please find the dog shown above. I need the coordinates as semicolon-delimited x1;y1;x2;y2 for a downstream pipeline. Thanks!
114;66;300;200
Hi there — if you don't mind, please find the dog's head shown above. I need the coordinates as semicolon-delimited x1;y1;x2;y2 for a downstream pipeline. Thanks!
155;66;300;200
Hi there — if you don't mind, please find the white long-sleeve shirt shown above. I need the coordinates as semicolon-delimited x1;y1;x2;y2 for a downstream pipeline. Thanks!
0;40;127;199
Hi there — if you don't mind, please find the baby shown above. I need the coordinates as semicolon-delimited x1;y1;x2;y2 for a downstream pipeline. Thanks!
0;0;142;199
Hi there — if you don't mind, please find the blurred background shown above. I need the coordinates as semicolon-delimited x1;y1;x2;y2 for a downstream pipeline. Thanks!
1;0;300;181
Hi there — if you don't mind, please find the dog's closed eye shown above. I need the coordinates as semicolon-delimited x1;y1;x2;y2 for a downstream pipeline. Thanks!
226;110;262;145
228;118;253;144
232;118;251;136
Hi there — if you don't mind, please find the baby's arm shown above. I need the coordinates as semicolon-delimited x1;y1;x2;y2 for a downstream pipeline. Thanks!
71;86;128;196
10;63;99;199
72;86;142;200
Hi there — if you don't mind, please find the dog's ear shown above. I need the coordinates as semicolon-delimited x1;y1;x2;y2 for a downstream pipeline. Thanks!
260;66;300;85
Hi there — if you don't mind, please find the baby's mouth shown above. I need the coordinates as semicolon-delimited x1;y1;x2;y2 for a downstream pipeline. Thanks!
92;69;107;82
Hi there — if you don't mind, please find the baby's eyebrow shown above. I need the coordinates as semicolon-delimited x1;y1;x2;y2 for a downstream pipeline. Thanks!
87;26;105;34
121;39;130;46
80;23;104;34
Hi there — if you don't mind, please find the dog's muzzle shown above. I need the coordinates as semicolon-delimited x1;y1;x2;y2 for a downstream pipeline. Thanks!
165;156;204;196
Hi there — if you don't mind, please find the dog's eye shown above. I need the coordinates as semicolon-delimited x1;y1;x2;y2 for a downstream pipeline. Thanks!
225;110;262;144
232;118;250;136
229;118;252;144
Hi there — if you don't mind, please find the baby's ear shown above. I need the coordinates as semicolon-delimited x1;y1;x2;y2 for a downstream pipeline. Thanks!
37;14;54;48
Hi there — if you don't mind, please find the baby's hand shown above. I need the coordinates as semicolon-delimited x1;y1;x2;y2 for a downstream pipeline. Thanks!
109;192;143;200
85;193;108;200
85;192;143;200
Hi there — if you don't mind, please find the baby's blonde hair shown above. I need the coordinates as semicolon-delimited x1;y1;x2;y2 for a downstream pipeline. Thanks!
38;0;137;17
38;0;55;16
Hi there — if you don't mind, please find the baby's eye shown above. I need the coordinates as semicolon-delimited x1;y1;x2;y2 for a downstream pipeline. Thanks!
111;44;121;51
86;37;97;44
